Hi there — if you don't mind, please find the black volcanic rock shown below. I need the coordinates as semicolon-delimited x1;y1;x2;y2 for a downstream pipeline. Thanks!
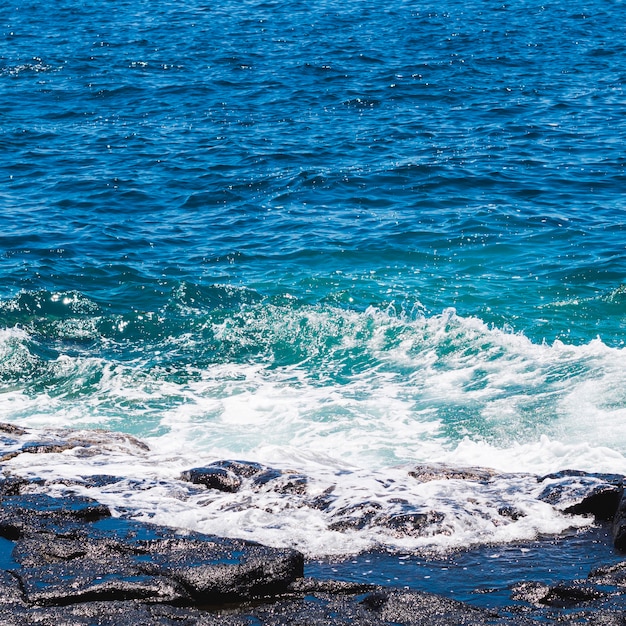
511;581;607;608
564;484;624;521
180;465;243;492
612;490;626;552
180;460;309;495
0;494;111;539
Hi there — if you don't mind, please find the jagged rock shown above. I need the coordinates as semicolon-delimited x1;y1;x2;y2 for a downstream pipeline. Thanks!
537;471;625;528
211;460;266;478
140;537;304;603
538;470;625;484
328;501;446;538
497;506;526;521
328;502;384;531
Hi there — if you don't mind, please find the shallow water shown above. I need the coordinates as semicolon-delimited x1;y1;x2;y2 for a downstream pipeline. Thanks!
2;0;626;556
308;526;623;608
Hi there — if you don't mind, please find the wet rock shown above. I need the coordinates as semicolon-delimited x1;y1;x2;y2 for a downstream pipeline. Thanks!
0;599;215;626
0;422;27;436
212;459;266;478
510;581;551;604
141;537;304;603
612;490;626;551
0;440;77;461
180;460;308;495
361;589;501;625
252;468;308;495
180;466;242;492
497;506;526;521
0;475;29;496
0;570;24;604
16;558;191;606
588;561;626;586
8;515;303;607
538;470;625;485
328;502;383;531
510;580;607;608
328;501;446;538
409;463;499;483
0;494;111;539
381;511;446;537
564;484;623;521
537;471;626;532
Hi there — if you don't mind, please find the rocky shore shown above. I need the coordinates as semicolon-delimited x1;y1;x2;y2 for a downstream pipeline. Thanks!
1;423;626;624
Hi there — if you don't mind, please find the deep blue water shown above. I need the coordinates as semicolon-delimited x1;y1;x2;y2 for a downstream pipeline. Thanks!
2;0;626;562
3;0;626;340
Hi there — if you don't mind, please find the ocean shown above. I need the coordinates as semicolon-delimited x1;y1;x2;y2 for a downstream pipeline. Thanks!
2;0;626;591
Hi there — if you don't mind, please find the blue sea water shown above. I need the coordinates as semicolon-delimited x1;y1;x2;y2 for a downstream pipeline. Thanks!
2;0;626;562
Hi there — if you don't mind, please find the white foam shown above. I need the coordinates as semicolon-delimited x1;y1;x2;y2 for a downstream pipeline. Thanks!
2;307;626;555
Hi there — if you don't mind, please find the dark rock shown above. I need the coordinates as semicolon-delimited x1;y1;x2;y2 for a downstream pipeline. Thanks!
180;460;309;496
252;469;308;495
0;494;111;539
288;577;378;594
211;459;266;478
588;561;626;586
9;516;303;607
564;484;623;521
0;599;220;626
497;506;526;521
0;422;28;436
0;570;24;604
538;470;625;485
537;472;626;529
328;502;383;531
510;581;551;604
510;581;607;608
612;490;626;551
16;558;191;606
361;589;501;625
0;475;29;497
78;474;127;488
381;511;446;537
180;466;242;492
408;463;499;483
142;538;304;603
308;485;336;511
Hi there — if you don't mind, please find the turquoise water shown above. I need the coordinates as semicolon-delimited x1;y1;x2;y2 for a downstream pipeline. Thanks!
2;0;626;554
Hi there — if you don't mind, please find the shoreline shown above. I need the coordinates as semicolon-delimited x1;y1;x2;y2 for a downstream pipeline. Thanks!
1;453;626;623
